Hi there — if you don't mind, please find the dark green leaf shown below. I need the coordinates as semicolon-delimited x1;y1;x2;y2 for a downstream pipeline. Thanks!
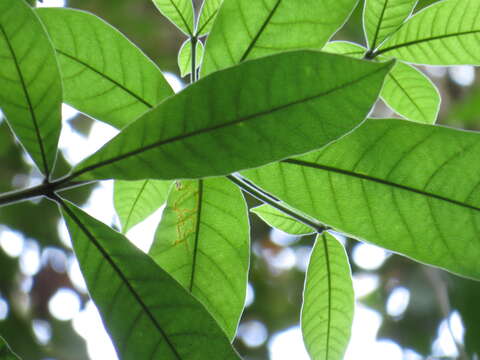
302;232;354;360
71;51;393;181
152;0;194;35
114;180;172;233
363;0;417;50
0;336;19;360
0;0;62;176
61;200;241;360
150;178;249;340
201;0;359;75
36;8;173;129
251;204;314;235
376;0;480;65
243;118;480;280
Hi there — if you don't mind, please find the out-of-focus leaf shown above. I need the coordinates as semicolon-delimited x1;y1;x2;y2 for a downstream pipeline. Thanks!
244;118;480;280
152;0;194;35
0;0;62;176
71;51;393;181
363;0;417;50
197;0;223;36
178;39;204;77
251;204;314;235
114;180;172;233
150;178;249;340
61;201;241;360
201;0;359;75
376;0;480;65
301;232;354;360
0;336;20;359
382;61;440;123
36;8;173;129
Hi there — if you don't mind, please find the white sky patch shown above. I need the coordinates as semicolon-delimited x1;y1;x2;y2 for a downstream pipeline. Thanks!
0;297;9;320
36;0;66;6
68;256;88;294
386;286;410;318
270;228;301;247
245;283;255;308
238;320;268;348
48;287;81;321
294;246;312;272
0;228;24;257
19;240;40;276
425;66;447;78
269;326;310;360
81;180;117;227
352;242;389;270
32;319;52;345
432;312;465;358
164;72;184;93
353;273;380;298
126;206;165;253
449;66;475;87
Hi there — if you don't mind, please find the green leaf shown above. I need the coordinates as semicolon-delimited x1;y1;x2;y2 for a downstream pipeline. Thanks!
114;180;172;233
363;0;417;50
382;61;440;124
152;0;194;35
201;0;358;76
60;200;241;360
36;8;173;129
196;0;223;36
376;0;480;65
150;178;249;340
251;204;314;235
70;51;393;181
0;0;62;177
178;39;204;78
302;232;354;360
243;118;480;280
322;41;366;58
0;336;20;360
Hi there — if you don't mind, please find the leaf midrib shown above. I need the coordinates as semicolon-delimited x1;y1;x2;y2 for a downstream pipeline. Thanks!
71;61;391;179
283;158;480;212
370;0;390;50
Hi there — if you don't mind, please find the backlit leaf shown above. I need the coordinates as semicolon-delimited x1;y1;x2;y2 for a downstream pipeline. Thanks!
302;232;354;360
243;119;480;280
251;204;314;235
37;8;173;129
197;0;223;36
61;200;241;360
150;178;249;340
0;0;62;176
152;0;195;35
70;51;393;181
178;39;204;78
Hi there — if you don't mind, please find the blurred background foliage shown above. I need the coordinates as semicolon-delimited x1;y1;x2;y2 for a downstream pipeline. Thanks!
0;0;479;359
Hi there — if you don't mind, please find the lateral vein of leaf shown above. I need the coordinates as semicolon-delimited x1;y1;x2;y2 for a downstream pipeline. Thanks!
375;29;480;57
371;0;390;50
239;0;282;62
385;71;425;118
60;200;182;360
196;8;218;35
123;179;149;232
0;24;50;177
167;0;193;35
56;49;154;109
189;179;203;292
283;159;480;212
71;62;391;178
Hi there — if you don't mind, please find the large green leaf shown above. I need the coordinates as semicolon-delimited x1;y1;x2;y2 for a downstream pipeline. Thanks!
243;118;480;280
0;336;19;360
302;232;354;360
201;0;358;75
382;61;440;124
363;0;417;50
0;0;62;177
70;51;393;181
197;0;223;36
150;178;249;340
60;200;241;360
376;0;480;65
251;204;314;235
152;0;195;35
36;8;173;129
114;180;172;233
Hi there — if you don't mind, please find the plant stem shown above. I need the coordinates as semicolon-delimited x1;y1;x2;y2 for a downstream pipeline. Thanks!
190;36;198;83
227;174;326;233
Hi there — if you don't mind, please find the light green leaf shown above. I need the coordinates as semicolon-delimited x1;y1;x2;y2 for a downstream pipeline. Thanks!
196;0;223;36
152;0;195;35
201;0;358;76
302;232;354;360
382;61;440;123
36;8;173;129
376;0;480;65
0;0;62;177
0;336;20;360
363;0;417;50
114;180;172;233
60;200;241;360
70;51;393;181
322;41;366;58
251;204;314;235
243;118;480;280
150;178;249;340
178;39;204;78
